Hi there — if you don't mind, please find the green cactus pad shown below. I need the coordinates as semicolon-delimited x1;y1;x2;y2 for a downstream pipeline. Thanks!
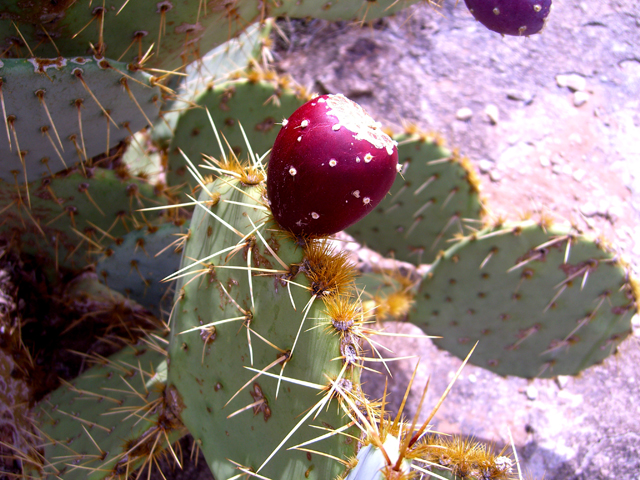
151;21;274;149
168;175;361;480
0;167;170;275
410;220;637;378
96;223;185;316
166;73;309;193
1;0;261;71
347;132;484;265
0;57;160;183
33;335;186;479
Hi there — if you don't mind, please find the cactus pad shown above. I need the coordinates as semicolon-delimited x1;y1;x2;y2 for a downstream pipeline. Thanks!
33;335;185;479
168;173;362;479
0;167;170;275
410;220;637;378
167;73;309;193
0;57;160;183
1;0;260;71
96;223;185;315
347;132;484;265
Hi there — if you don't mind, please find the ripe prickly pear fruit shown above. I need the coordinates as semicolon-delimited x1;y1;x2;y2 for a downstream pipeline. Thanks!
464;0;552;36
267;94;399;236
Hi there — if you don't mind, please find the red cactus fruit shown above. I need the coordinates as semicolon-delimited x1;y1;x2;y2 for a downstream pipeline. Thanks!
266;94;398;237
464;0;552;36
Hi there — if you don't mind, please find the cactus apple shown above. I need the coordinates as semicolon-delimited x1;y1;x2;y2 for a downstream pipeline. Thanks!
464;0;552;36
266;94;398;236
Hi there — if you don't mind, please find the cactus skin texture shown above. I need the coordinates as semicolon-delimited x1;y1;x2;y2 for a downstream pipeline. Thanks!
0;167;172;277
32;333;186;479
0;57;160;183
346;131;484;265
95;223;185;316
167;170;364;479
167;72;309;192
411;220;637;378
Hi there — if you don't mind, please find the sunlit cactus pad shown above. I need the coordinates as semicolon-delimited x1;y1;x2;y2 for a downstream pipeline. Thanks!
0;57;160;182
167;73;309;192
168;174;361;480
411;220;637;378
32;338;185;479
347;132;484;265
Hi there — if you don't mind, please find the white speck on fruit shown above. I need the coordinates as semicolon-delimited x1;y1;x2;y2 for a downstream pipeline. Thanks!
282;118;288;127
493;7;500;14
363;197;370;205
533;4;542;12
297;136;302;142
364;153;373;163
300;119;309;128
324;94;397;155
519;25;527;34
311;212;320;219
329;159;337;167
289;167;297;176
356;157;361;163
332;124;341;131
352;190;360;198
318;98;326;103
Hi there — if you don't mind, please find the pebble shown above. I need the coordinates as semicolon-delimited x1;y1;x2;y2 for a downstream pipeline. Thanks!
552;164;572;175
556;74;587;92
573;91;589;107
507;90;533;103
539;155;551;167
572;169;587;182
489;170;503;182
555;376;570;389
478;159;494;173
526;385;539;400
456;107;473;121
485;104;499;124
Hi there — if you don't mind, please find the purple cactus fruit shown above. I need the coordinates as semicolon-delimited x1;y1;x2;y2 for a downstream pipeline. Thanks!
464;0;552;36
266;94;398;237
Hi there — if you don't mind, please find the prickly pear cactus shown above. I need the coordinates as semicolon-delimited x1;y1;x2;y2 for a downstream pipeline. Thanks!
167;168;365;479
32;339;185;479
411;220;637;377
1;0;418;72
166;72;309;191
0;57;160;183
0;167;172;276
347;131;484;265
96;223;185;315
